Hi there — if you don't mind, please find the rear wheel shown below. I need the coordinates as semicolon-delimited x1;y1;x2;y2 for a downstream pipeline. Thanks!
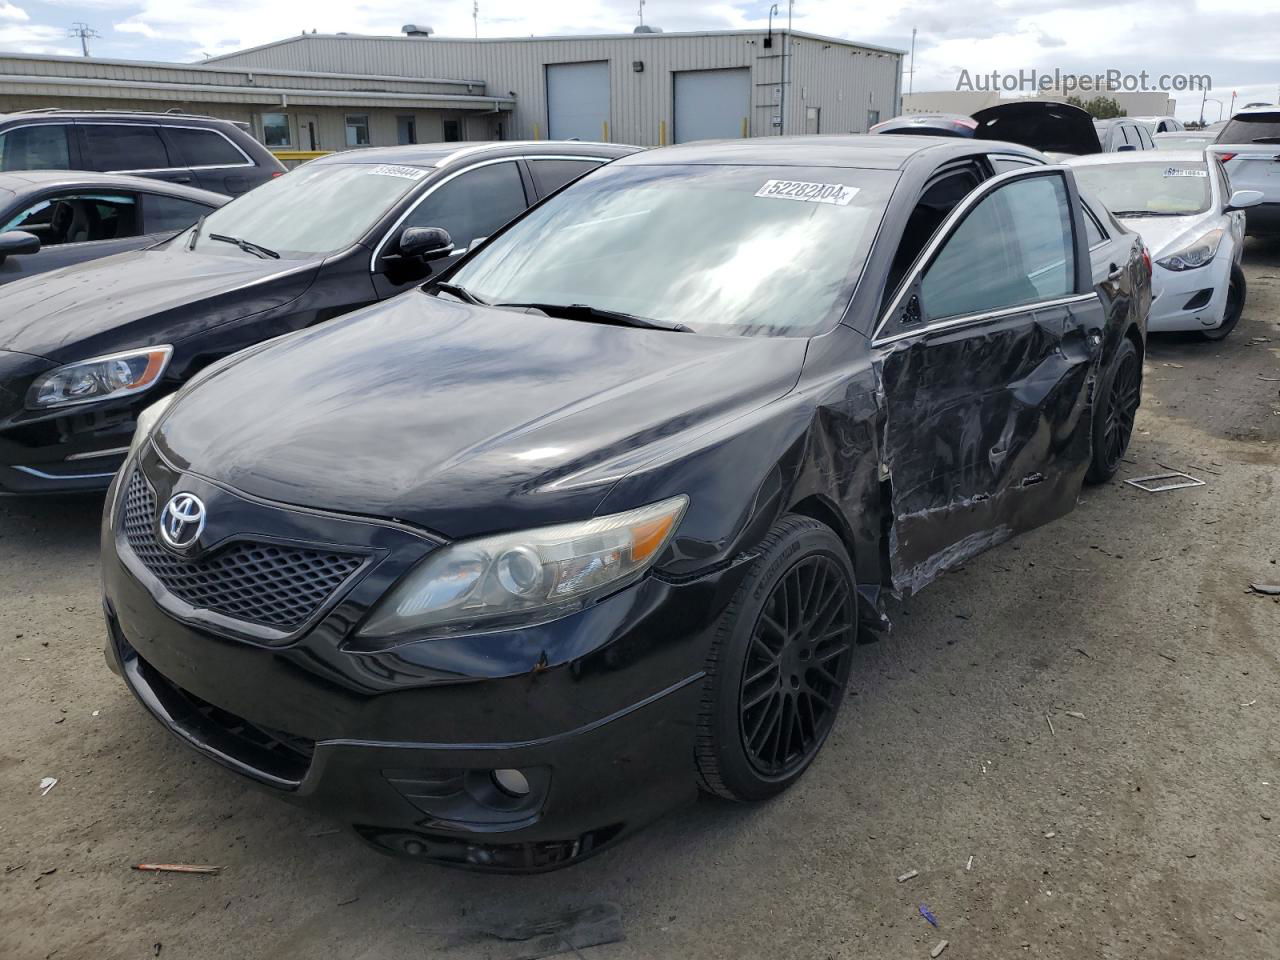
1200;265;1245;342
695;516;856;801
1086;337;1141;484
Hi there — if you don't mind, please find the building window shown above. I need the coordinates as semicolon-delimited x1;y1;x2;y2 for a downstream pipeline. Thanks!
396;115;417;145
345;115;371;147
261;112;291;148
442;119;462;142
866;109;881;130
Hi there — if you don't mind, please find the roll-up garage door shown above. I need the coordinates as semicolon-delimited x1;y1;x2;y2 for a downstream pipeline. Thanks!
674;68;751;143
546;61;610;141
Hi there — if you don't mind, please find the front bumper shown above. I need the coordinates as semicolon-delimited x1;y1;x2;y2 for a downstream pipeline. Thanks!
1147;256;1232;333
101;455;741;871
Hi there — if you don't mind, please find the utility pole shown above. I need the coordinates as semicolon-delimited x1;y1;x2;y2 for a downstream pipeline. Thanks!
1229;89;1237;117
908;27;916;96
638;0;645;28
472;1;478;38
779;0;792;135
1198;85;1208;126
68;22;100;58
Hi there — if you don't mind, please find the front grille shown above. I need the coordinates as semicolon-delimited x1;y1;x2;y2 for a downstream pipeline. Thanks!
121;468;364;629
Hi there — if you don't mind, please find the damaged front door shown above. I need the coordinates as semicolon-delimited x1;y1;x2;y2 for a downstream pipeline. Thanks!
872;166;1105;594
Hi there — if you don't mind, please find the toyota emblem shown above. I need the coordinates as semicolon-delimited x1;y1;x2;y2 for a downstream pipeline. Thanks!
159;493;206;550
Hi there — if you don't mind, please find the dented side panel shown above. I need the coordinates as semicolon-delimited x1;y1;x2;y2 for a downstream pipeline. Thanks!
875;298;1102;594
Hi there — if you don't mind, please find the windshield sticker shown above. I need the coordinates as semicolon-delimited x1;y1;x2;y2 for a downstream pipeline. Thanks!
1163;167;1208;177
369;164;428;180
755;180;858;205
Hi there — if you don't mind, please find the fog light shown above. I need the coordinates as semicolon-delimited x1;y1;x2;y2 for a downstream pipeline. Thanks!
491;768;531;798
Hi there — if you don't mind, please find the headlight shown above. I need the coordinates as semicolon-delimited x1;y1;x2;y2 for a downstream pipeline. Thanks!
26;345;172;409
358;495;689;639
1155;228;1223;271
128;393;176;458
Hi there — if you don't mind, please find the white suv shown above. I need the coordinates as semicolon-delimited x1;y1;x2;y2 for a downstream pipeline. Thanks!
1211;107;1280;236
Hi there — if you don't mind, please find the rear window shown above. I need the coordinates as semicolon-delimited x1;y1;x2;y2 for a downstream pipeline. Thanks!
143;193;216;233
1217;113;1280;144
166;127;247;167
82;124;170;171
0;124;71;171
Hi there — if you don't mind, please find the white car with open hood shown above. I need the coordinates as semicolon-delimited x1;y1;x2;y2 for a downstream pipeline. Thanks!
1066;150;1261;341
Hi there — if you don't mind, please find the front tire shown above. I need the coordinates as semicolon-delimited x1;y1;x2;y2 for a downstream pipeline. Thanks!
1200;265;1245;342
1086;336;1141;484
695;515;856;802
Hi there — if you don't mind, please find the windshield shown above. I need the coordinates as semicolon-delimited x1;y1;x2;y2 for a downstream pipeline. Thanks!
449;163;895;337
188;161;427;259
1071;161;1212;216
1216;113;1280;144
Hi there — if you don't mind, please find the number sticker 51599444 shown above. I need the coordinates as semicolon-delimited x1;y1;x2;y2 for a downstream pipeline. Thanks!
755;179;859;205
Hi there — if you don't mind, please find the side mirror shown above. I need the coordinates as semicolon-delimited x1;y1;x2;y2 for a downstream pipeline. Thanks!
0;230;40;265
397;226;454;261
1227;189;1264;211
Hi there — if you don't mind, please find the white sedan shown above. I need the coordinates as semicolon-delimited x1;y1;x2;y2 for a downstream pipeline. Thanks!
1067;151;1262;340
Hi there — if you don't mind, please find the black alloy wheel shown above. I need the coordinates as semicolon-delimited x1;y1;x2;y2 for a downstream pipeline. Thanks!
1087;337;1141;484
1201;265;1245;342
696;516;857;801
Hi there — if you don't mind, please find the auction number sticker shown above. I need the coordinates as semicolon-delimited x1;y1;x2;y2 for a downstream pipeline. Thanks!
370;164;429;180
1163;167;1207;177
755;179;858;205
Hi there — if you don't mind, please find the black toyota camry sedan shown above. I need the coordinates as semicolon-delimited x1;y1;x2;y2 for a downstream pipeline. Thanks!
0;140;635;494
102;135;1150;872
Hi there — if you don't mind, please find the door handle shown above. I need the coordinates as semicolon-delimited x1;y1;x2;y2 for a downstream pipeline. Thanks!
1107;263;1124;281
172;175;192;183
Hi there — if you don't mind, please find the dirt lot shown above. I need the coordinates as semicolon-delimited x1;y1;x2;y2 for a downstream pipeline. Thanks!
3;243;1279;960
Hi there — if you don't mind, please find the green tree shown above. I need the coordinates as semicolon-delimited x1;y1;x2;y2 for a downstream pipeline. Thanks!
1064;95;1127;119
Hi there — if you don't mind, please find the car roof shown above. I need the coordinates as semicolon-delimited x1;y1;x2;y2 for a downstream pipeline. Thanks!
309;141;639;170
0;110;240;127
1065;149;1208;167
0;169;229;204
1153;130;1210;138
1231;105;1279;116
615;134;1042;170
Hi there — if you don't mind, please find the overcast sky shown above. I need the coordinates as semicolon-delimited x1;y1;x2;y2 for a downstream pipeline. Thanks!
2;0;1276;120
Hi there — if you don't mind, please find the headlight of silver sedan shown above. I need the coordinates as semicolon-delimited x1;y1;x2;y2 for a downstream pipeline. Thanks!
1155;228;1223;271
358;495;689;639
26;346;172;410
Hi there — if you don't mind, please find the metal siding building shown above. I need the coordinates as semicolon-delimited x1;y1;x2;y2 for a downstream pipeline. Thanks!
205;30;904;146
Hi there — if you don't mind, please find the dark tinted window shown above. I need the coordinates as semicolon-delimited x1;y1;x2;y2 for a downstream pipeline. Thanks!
528;158;602;196
402;161;528;251
990;156;1038;173
2;192;138;244
82;124;170;171
1217;112;1280;143
166;127;246;167
1082;204;1106;246
0;124;71;171
921;173;1074;320
143;194;215;233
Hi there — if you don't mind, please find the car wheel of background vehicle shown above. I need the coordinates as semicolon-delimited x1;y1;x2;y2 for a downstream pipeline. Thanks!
1200;265;1245;342
695;515;856;802
1086;336;1141;484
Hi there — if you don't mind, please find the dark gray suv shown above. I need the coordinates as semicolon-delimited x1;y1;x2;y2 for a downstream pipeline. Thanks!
0;110;285;196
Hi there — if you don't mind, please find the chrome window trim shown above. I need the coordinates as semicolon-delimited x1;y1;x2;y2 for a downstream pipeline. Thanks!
14;464;118;481
871;293;1099;347
367;153;608;271
871;164;1088;346
77;121;254;172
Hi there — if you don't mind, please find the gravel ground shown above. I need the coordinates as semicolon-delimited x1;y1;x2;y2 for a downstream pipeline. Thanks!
3;243;1279;960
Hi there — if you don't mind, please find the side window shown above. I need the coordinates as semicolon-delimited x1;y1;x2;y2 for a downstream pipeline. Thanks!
990;156;1039;174
1137;126;1154;150
0;125;71;172
401;162;528;252
920;174;1075;320
1082;204;1107;247
166;128;247;167
2;193;139;245
884;166;983;301
143;194;215;234
527;158;603;196
82;125;170;171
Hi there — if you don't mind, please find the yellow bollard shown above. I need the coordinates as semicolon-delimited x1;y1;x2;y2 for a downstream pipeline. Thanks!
602;121;610;143
659;120;667;146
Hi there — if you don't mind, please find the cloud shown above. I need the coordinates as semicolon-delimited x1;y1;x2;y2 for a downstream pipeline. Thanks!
0;2;28;21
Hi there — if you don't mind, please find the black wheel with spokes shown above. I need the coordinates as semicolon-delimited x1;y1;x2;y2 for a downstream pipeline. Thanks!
696;515;856;801
1086;337;1141;484
1201;265;1245;342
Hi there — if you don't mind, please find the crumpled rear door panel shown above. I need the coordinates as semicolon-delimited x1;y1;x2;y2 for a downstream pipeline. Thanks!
876;298;1099;594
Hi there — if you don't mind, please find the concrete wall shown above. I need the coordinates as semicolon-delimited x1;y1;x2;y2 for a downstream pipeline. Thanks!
207;32;903;145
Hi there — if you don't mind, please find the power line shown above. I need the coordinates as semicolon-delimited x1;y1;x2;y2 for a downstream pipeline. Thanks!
68;21;100;58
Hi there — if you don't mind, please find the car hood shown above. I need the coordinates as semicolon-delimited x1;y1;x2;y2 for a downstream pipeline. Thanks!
1119;212;1218;258
972;101;1102;155
0;246;319;362
155;294;809;538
